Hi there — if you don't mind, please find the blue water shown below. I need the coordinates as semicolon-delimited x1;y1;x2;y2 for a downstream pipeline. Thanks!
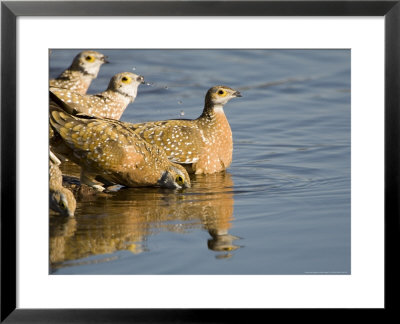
49;49;350;274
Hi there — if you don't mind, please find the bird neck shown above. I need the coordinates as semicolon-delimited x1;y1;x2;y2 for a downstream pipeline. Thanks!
68;63;97;78
200;102;225;120
107;89;135;103
60;68;95;81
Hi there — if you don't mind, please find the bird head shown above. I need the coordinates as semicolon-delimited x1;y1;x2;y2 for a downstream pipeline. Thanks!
205;85;242;108
71;50;108;77
158;164;191;189
108;72;145;102
50;187;76;217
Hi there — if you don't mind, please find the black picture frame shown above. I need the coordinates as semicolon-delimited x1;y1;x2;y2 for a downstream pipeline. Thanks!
1;0;399;322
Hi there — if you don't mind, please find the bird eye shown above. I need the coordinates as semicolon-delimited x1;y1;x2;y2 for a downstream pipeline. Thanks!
121;76;132;84
60;200;67;210
217;89;227;96
85;55;95;62
175;175;184;186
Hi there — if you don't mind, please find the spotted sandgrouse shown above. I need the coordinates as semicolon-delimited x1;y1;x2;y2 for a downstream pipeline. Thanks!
51;72;145;120
49;94;191;190
50;50;108;94
49;151;76;217
127;86;241;174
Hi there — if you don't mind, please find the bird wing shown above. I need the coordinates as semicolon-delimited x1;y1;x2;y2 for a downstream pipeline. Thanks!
49;108;145;174
124;120;204;164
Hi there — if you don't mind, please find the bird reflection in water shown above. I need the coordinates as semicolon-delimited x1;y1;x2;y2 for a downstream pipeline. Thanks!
50;168;241;271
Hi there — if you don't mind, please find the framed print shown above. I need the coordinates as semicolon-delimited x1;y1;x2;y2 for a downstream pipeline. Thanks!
1;0;399;322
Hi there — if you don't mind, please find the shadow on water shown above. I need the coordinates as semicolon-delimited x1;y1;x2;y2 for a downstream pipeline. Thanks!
50;169;241;272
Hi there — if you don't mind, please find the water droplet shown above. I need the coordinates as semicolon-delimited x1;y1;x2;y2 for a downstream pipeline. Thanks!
164;86;169;90
146;82;154;87
180;110;185;116
132;67;136;71
178;100;183;105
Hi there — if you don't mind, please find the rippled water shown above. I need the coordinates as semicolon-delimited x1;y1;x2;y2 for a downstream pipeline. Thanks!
49;49;350;274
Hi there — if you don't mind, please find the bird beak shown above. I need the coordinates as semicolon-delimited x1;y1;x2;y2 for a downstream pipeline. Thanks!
138;75;145;84
103;56;110;64
234;91;242;97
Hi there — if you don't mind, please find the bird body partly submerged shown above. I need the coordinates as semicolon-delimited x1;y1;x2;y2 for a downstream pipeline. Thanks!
127;85;241;174
49;94;190;190
49;152;76;217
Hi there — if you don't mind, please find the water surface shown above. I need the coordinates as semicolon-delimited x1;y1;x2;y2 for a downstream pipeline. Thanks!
49;49;350;274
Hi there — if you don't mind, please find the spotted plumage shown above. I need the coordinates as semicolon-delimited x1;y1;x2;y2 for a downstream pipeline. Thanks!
126;86;241;174
49;94;191;190
50;50;108;94
49;151;76;217
51;72;144;120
